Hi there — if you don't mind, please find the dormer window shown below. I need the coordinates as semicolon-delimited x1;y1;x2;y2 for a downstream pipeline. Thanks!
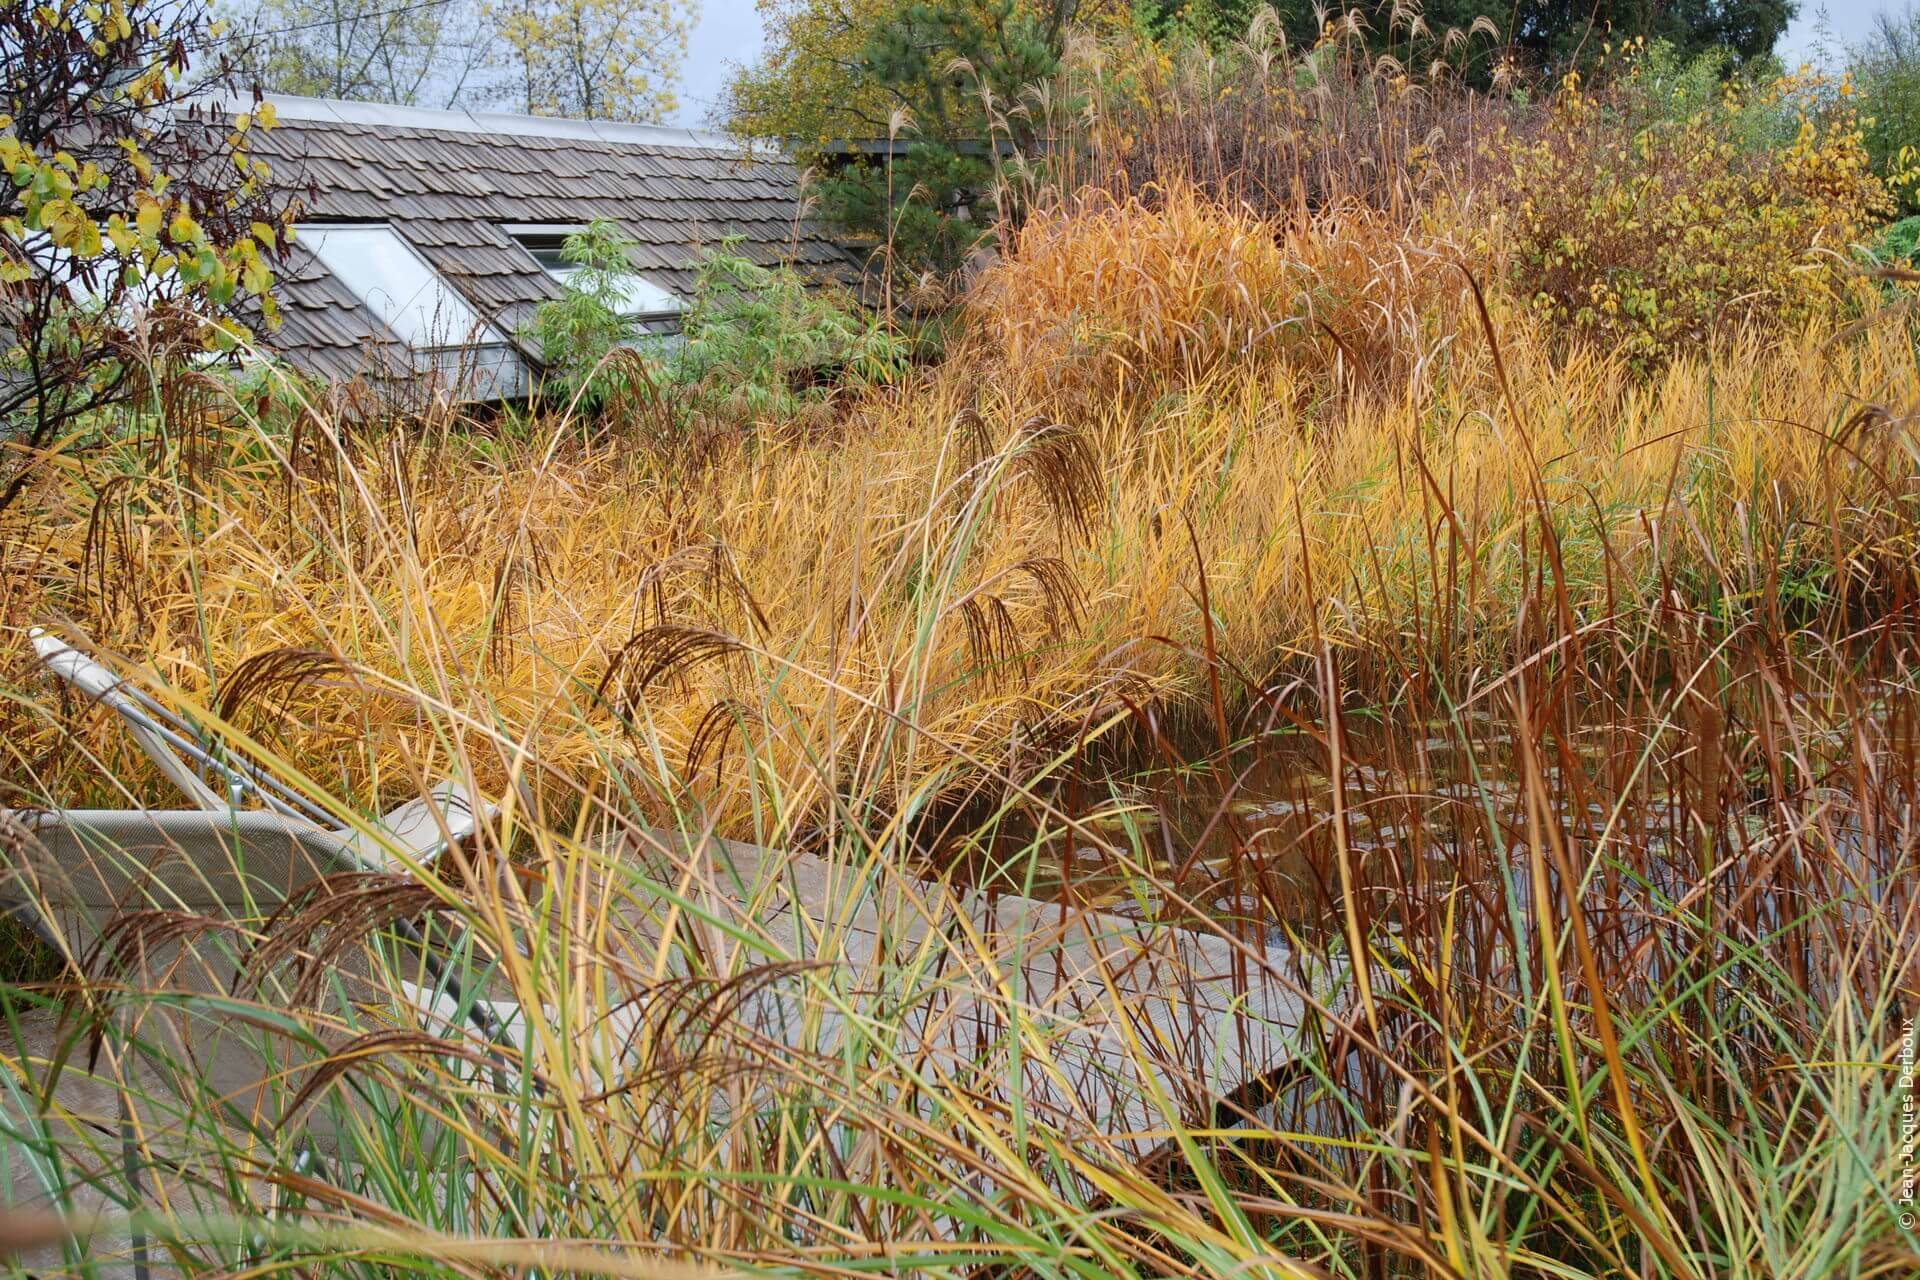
504;224;682;320
296;223;523;398
510;227;578;275
298;224;506;348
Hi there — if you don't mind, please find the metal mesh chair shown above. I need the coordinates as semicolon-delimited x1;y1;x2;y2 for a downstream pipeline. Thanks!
3;633;515;1273
17;625;509;1083
0;807;490;1277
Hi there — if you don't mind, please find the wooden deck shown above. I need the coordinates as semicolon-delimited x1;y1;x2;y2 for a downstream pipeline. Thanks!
598;829;1348;1155
1;812;1348;1206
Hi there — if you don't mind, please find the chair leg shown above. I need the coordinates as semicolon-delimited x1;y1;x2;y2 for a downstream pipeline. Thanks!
118;1092;149;1280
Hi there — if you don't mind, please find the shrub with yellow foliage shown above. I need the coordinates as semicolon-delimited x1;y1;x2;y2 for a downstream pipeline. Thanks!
1500;49;1890;369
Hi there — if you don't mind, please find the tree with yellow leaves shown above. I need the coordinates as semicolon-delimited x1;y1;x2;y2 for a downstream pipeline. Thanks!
0;0;295;511
726;0;897;144
488;0;692;121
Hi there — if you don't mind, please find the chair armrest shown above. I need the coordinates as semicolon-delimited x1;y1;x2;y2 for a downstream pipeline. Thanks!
342;781;493;870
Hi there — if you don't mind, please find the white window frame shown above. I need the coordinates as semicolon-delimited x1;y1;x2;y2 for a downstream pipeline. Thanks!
296;222;510;352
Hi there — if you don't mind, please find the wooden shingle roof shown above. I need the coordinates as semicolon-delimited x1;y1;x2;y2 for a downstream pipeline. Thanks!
234;96;857;387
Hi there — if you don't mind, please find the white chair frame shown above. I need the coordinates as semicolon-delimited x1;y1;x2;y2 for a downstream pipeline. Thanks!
31;627;486;870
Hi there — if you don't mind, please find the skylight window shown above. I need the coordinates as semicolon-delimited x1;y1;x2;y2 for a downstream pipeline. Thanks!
298;224;503;349
505;226;682;318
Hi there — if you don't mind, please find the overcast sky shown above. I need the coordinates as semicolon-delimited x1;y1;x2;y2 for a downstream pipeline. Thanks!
1781;1;1899;65
674;0;765;127
668;1;1907;128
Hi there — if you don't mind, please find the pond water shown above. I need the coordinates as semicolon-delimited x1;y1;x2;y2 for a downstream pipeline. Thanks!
981;703;1906;963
